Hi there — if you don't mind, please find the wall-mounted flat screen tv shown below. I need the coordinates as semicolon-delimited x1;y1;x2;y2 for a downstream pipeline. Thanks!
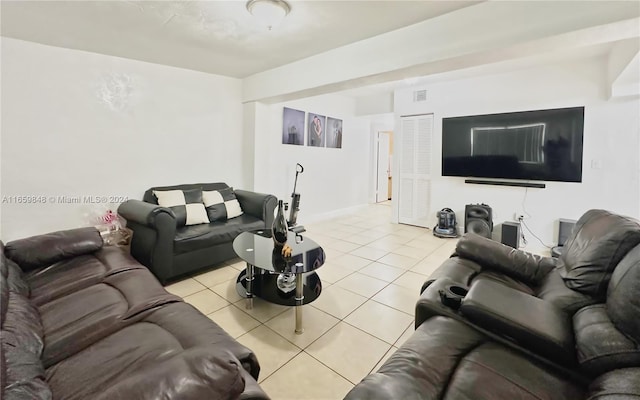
442;106;584;183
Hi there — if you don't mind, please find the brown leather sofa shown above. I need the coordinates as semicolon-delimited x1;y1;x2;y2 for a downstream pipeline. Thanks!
345;209;640;399
1;227;270;400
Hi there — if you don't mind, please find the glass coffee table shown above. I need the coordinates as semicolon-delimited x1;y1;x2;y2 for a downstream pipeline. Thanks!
233;230;325;334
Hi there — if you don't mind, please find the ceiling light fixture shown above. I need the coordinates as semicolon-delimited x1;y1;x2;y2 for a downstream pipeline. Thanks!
246;0;291;30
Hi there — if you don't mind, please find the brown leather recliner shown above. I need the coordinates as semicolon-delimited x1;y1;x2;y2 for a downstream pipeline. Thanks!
346;209;640;400
421;209;640;315
345;316;640;400
2;228;270;400
414;209;640;371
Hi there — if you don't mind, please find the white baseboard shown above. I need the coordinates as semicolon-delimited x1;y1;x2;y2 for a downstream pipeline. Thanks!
298;204;370;225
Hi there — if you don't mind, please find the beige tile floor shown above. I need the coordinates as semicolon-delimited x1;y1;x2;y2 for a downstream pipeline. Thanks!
166;202;458;400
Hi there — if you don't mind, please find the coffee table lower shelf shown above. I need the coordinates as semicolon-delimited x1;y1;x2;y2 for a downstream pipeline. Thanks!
235;270;322;306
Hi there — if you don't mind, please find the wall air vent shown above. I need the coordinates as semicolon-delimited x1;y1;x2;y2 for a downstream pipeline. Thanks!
413;89;427;102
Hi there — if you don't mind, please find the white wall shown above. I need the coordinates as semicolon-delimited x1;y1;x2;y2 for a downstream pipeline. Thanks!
241;102;257;190
355;93;394;116
251;94;372;222
1;38;244;241
393;56;640;254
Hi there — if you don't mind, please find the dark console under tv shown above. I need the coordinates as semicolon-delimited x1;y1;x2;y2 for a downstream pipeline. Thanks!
464;179;546;189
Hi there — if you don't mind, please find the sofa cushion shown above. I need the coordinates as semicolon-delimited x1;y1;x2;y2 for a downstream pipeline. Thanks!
344;316;585;400
351;316;488;400
573;304;640;376
92;348;245;400
2;255;30;331
2;340;51;400
45;303;255;400
535;267;597;314
0;335;5;397
26;247;145;307
153;189;209;227
1;269;50;400
606;243;640;343
5;227;103;272
45;322;186;400
6;259;30;298
203;187;244;222
445;342;584;400
2;243;30;299
174;214;264;255
3;292;44;357
143;302;261;379
456;233;556;285
38;268;180;367
1;261;7;328
560;209;640;299
587;368;640;399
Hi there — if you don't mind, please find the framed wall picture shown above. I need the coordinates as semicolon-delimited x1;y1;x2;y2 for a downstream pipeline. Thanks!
326;117;343;149
307;113;326;147
282;107;305;145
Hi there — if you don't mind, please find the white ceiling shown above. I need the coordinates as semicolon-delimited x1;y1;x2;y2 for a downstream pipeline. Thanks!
0;0;479;78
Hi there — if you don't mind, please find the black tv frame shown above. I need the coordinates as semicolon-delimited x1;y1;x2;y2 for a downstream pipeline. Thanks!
441;106;584;184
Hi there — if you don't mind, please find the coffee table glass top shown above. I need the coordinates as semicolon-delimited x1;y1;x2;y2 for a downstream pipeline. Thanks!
233;230;325;274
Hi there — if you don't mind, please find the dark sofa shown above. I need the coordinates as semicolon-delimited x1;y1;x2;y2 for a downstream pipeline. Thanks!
346;209;640;399
1;227;270;400
346;316;640;400
118;182;277;284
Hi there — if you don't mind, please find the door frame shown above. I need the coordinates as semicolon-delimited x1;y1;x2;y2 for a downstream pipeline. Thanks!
375;131;392;203
396;113;434;228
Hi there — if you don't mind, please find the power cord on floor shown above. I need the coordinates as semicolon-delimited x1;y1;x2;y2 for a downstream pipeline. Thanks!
518;217;553;249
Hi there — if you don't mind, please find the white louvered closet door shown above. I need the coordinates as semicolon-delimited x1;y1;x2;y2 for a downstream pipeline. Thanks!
398;114;433;227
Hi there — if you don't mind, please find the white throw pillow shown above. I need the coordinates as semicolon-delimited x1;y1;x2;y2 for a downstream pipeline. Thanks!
153;189;209;226
202;188;244;222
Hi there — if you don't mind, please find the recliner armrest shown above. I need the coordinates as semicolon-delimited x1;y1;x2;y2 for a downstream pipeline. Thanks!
422;256;482;294
234;190;277;228
460;278;575;366
456;233;556;285
416;277;466;328
117;200;176;229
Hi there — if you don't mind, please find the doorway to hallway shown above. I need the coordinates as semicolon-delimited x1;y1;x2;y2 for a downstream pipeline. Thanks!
375;131;393;203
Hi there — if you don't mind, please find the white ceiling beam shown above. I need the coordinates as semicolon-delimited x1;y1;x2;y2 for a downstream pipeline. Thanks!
607;40;640;99
243;2;640;103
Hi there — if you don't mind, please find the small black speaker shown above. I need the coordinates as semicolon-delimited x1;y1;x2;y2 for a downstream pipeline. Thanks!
501;221;521;248
558;219;576;246
465;204;493;238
